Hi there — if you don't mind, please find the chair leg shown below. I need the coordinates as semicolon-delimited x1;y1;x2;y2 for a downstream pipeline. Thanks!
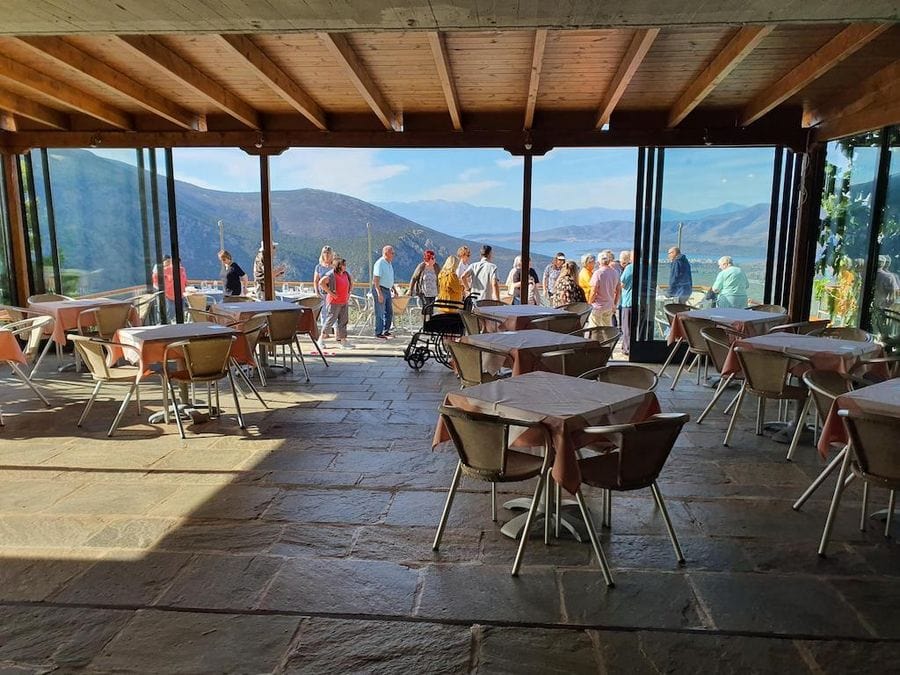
78;380;103;427
603;489;612;528
723;384;747;447
10;363;50;406
511;470;547;577
108;381;137;437
657;339;681;377
134;381;141;414
491;482;497;522
254;355;267;387
697;374;733;423
695;354;702;385
554;482;561;538
723;387;741;415
786;395;811;461
755;396;765;435
168;378;186;439
859;481;868;531
670;348;692;391
818;446;853;556
232;358;268;408
226;370;245;429
544;471;551;545
886;490;895;538
574;490;614;587
293;337;310;382
29;337;55;380
311;334;329;367
651;482;685;564
793;444;846;511
433;461;463;551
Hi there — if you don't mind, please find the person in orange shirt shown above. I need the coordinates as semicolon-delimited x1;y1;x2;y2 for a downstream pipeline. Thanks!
152;255;188;322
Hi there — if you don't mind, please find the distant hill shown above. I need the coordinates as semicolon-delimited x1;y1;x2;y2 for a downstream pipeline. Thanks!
38;149;549;291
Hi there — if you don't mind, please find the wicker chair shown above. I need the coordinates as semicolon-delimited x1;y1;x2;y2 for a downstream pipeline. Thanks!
576;413;691;587
4;315;55;381
528;313;582;334
162;335;244;439
228;313;270;409
575;325;621;352
579;363;658;391
223;295;254;302
819;409;900;555
540;343;613;377
768;319;830;335
657;303;695;377
810;326;874;342
562;302;592;327
293;296;328;366
447;341;509;388
132;291;163;325
259;308;310;382
747;303;786;313
459;310;482;336
70;335;143;436
670;315;715;390
185;294;209;317
696;326;744;424
475;299;504;308
433;404;552;577
76;304;133;340
27;293;72;304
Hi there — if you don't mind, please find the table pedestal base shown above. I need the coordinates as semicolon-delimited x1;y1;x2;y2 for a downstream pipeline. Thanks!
500;497;588;542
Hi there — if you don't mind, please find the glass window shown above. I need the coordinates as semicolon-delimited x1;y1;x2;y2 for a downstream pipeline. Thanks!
0;165;12;304
869;127;900;343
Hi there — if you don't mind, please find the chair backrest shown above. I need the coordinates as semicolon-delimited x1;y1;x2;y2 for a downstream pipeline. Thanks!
563;302;592;326
241;312;271;353
391;295;410;313
81;304;133;339
448;341;490;387
0;305;34;324
700;325;732;374
296;296;324;322
840;409;900;486
583;364;658;390
185;294;208;311
5;316;54;362
768;319;830;335
69;335;111;380
439;404;547;480
748;303;786;313
264;308;302;342
132;291;162;323
733;346;794;395
812;326;874;342
225;295;254;302
680;316;715;352
581;413;689;490
529;313;582;334
663;303;694;325
580;325;621;350
27;293;71;304
459;310;481;335
173;336;236;379
801;369;852;421
475;299;504;308
186;308;221;324
541;344;612;376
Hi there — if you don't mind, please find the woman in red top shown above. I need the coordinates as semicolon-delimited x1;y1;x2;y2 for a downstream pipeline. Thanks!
318;257;354;349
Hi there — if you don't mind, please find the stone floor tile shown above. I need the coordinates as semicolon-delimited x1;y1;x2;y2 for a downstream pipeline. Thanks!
416;564;562;624
604;534;755;572
798;638;900;673
269;523;357;558
478;528;594;567
83;517;181;549
0;480;83;514
250;450;337;472
690;572;871;637
828;577;900;638
156;484;280;520
382;489;506;528
46;483;178;516
263;470;363;488
157;553;283;610
265;488;393;524
741;540;873;576
0;558;96;602
283;617;472;674
850;542;900;576
157;519;283;554
150;448;257;471
87;609;300;674
260;558;418;616
0;515;105;548
329;449;456;474
474;625;598;674
352;524;481;563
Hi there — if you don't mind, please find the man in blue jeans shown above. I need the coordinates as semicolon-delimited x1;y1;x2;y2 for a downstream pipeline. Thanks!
372;245;397;339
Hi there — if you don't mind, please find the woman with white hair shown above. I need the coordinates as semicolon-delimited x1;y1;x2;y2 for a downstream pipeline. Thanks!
710;255;749;308
578;253;595;301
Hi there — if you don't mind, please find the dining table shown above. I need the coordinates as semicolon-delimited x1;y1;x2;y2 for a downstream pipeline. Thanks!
473;304;575;332
667;307;787;345
28;297;138;346
818;378;900;458
460;329;596;376
210;300;318;339
433;371;661;540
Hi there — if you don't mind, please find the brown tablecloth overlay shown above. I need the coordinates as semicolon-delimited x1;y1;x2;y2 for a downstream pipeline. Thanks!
28;298;139;345
211;300;319;340
818;379;900;458
432;371;661;495
111;323;250;378
461;329;594;375
474;305;575;332
721;333;886;378
0;330;27;365
667;308;786;345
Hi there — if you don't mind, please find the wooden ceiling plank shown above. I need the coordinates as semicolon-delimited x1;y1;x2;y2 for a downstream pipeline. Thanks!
13;36;202;130
667;25;774;127
595;28;660;129
0;53;132;129
426;31;462;131
524;29;548;130
0;88;68;129
0;112;17;132
740;23;890;127
115;35;261;129
804;59;900;128
318;32;400;131
817;89;900;140
216;34;327;130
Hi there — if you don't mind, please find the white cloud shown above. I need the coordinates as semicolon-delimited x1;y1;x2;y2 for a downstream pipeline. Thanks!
270;149;409;199
458;167;482;181
420;180;503;201
533;175;636;210
496;157;522;169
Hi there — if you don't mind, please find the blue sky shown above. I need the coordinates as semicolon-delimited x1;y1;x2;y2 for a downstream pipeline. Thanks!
91;145;776;212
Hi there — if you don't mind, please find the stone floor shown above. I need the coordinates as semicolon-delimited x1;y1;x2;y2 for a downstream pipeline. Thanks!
0;341;898;673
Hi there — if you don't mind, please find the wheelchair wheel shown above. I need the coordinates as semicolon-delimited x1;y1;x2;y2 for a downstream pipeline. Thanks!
406;346;429;370
433;336;454;369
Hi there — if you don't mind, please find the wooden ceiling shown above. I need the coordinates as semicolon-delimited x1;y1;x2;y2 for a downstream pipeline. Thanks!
0;22;897;152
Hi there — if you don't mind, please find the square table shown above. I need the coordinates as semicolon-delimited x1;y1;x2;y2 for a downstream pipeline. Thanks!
667;307;786;345
211;300;318;340
818;378;900;457
433;371;660;495
461;329;596;375
721;333;885;378
28;298;137;346
473;304;575;332
114;322;245;374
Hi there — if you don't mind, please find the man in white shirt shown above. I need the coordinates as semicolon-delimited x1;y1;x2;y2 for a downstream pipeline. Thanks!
463;245;500;301
372;245;397;338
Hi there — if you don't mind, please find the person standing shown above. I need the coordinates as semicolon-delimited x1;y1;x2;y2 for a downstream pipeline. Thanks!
253;241;286;299
372;245;397;339
588;250;620;327
578;254;595;302
464;245;500;302
218;250;247;298
710;256;750;308
318;257;353;349
619;251;633;356
313;245;335;336
507;256;540;304
409;250;439;314
667;247;693;304
553;261;586;307
455;246;472;293
542;253;566;306
152;255;187;323
437;254;464;310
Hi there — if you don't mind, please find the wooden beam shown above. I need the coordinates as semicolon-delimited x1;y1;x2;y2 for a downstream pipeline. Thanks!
1;153;31;303
0;88;68;129
426;32;461;131
816;92;900;140
804;59;900;128
741;23;890;127
12;36;203;131
667;26;774;128
115;35;261;130
318;32;400;131
0;112;17;132
216;34;327;131
524;29;548;131
0;54;132;129
595;28;659;129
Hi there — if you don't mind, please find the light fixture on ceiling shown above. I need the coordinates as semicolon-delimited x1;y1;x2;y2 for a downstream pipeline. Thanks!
523;130;533;151
254;134;265;149
703;128;713;147
89;135;102;148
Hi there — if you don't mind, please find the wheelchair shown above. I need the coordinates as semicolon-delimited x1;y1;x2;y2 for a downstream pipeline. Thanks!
403;298;467;370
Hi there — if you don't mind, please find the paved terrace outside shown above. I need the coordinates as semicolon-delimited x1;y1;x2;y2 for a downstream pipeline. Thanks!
0;343;898;673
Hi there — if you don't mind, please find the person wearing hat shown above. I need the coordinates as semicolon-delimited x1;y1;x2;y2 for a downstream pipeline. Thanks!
542;252;566;306
253;241;286;299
